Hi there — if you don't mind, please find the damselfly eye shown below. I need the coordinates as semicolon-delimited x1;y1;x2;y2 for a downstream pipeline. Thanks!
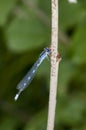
44;47;51;53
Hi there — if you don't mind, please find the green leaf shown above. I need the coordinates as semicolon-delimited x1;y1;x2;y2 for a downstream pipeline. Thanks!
38;0;51;17
59;0;85;30
24;109;47;130
58;60;75;95
0;117;17;130
56;98;85;126
6;14;50;52
0;0;16;25
70;23;86;64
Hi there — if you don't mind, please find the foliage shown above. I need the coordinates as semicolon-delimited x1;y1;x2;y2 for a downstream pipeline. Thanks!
0;0;86;130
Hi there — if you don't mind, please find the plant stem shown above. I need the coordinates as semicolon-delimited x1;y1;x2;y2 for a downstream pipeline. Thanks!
47;0;60;130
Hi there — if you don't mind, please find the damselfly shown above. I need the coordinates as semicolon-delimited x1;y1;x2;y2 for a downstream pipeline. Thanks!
14;47;51;101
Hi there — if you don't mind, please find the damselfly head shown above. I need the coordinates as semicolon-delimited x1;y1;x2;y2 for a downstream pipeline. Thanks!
44;47;51;55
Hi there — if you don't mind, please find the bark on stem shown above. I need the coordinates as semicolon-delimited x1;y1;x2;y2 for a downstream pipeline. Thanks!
47;0;60;130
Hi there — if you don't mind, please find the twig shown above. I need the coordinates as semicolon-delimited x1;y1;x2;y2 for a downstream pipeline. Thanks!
47;0;61;130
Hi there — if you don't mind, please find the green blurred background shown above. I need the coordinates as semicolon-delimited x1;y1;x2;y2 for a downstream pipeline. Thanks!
0;0;86;130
